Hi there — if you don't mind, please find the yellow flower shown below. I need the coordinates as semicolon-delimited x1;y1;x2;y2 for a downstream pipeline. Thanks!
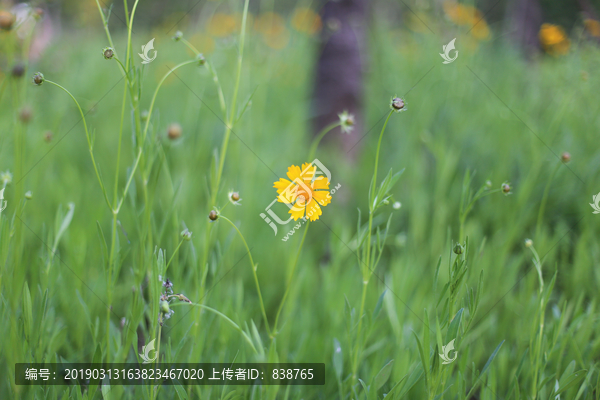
254;12;286;36
273;162;332;221
207;13;238;37
539;23;570;55
471;19;490;40
291;8;322;35
443;2;482;26
584;18;600;37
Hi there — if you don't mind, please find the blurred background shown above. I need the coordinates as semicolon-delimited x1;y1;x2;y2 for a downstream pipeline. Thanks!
1;0;600;399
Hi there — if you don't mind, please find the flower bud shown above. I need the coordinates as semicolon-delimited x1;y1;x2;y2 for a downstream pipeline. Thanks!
391;97;406;112
172;31;183;41
141;110;149;121
160;300;170;314
501;183;511;194
393;201;401;209
33;8;44;20
208;210;218;221
11;63;25;78
485;180;492;189
44;131;53;143
231;192;240;202
32;72;45;86
0;11;15;31
25;191;32;200
103;47;115;60
453;243;464;255
561;152;570;163
167;123;182;140
524;238;533;248
181;229;193;241
196;53;206;66
19;106;33;123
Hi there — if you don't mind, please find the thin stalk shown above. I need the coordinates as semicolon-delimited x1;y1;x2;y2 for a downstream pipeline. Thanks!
180;38;227;118
273;222;310;335
535;162;561;240
307;122;342;161
152;316;162;400
170;302;258;354
351;110;394;384
45;81;112;210
220;216;272;337
165;239;185;270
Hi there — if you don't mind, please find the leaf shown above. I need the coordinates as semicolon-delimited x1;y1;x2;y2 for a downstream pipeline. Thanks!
54;203;75;251
22;282;33;342
358;378;369;395
373;359;394;391
446;308;463;344
88;344;103;396
412;332;429;391
332;338;343;380
100;378;111;400
373;290;386;319
466;340;505;398
173;380;189;400
553;360;587;396
96;221;109;269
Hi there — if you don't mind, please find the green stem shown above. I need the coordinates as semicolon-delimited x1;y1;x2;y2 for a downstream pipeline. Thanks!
180;38;227;119
351;109;394;386
535;162;560;240
152;315;162;400
165;239;185;271
273;222;310;335
307;122;342;161
170;302;258;354
220;216;272;337
46;80;112;211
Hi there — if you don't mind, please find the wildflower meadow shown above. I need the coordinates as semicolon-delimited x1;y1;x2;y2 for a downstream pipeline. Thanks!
1;0;600;399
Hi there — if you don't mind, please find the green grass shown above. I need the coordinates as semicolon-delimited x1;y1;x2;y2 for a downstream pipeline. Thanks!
1;2;600;399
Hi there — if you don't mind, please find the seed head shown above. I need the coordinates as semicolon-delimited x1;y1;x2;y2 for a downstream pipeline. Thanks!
524;238;533;248
208;210;218;221
19;106;33;123
561;152;571;163
181;229;193;241
103;47;115;60
44;131;53;143
501;182;511;195
196;53;206;66
0;11;15;31
453;243;464;255
11;63;25;78
32;72;45;86
167;123;182;140
160;300;170;314
338;110;355;134
172;31;183;41
1;171;13;186
391;97;406;112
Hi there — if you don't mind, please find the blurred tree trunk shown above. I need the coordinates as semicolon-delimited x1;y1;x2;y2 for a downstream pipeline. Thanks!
507;0;543;55
312;0;368;156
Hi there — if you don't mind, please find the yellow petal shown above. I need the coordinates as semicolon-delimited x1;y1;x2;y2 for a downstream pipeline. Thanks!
305;200;322;221
313;190;331;206
312;176;330;190
289;197;306;220
286;165;302;182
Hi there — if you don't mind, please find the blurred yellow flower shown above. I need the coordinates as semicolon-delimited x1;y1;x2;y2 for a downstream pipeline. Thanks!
188;33;215;55
471;20;490;39
539;23;570;55
254;12;286;36
263;28;290;49
443;2;482;26
584;18;600;37
207;13;238;37
274;163;331;221
443;2;489;40
291;8;322;35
